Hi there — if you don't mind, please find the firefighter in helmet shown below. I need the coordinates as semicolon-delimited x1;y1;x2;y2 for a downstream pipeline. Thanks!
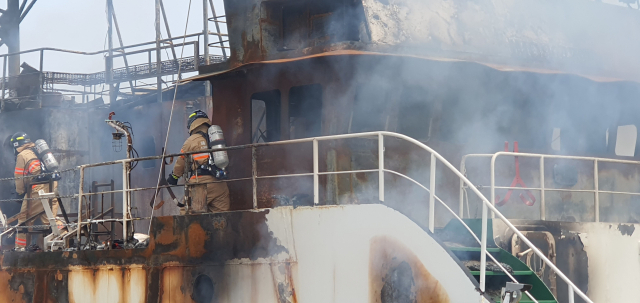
167;110;230;213
10;132;63;251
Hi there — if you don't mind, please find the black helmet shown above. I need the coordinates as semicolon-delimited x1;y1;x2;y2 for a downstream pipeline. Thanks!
187;110;209;131
10;132;31;149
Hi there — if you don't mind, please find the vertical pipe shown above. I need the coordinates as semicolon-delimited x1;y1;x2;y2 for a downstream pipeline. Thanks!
7;0;20;78
202;0;211;98
378;133;384;202
568;285;575;303
38;49;43;103
594;159;599;222
107;0;115;104
1;56;7;108
459;159;465;218
252;146;257;209
77;167;85;247
203;0;210;65
480;199;488;291
490;156;496;219
540;156;545;220
122;162;128;243
155;0;162;103
429;153;436;233
313;139;319;205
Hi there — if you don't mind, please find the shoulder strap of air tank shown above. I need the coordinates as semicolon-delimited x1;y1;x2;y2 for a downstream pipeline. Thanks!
196;131;210;148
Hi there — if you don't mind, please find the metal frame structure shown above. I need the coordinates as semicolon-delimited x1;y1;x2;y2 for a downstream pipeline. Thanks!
0;131;593;303
0;0;228;109
460;152;640;222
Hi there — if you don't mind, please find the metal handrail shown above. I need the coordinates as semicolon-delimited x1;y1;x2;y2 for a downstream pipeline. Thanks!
0;131;590;302
460;152;640;222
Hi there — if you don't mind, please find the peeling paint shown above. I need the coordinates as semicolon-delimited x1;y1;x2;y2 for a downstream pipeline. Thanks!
617;224;635;236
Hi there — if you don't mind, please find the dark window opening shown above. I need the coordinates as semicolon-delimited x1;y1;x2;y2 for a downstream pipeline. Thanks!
397;87;433;142
289;84;323;139
281;0;365;50
351;82;392;133
139;135;157;169
252;90;281;143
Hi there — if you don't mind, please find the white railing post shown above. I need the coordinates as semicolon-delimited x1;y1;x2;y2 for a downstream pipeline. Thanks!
480;199;488;292
490;156;496;219
540;156;545;220
568;285;575;303
379;133;384;202
122;162;129;243
429;153;436;233
594;159;599;222
77;166;84;247
459;158;466;218
313;139;319;205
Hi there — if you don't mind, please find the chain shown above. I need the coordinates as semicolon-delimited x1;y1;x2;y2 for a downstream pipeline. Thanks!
0;194;77;203
0;167;78;182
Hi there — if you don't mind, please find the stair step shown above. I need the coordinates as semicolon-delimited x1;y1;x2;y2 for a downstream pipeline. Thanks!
469;270;533;276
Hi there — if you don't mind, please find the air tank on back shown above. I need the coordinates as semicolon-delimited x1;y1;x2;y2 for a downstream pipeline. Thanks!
34;139;60;172
207;125;229;169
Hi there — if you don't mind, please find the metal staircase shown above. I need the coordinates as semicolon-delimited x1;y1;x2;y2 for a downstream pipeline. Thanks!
438;219;557;303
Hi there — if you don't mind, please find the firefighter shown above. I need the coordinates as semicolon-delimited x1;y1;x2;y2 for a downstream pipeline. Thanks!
166;110;230;213
10;132;63;251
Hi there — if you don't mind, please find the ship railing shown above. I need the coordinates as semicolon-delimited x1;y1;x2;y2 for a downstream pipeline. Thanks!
0;132;591;302
460;152;640;222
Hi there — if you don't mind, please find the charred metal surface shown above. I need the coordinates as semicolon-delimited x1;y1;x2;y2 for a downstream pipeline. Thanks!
0;209;289;302
370;235;450;303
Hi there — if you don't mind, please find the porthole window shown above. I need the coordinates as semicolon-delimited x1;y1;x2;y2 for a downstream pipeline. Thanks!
192;274;214;303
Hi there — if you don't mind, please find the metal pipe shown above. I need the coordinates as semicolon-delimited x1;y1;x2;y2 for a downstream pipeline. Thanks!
1;56;7;107
540;156;545;220
480;194;488;292
594;159;599;222
107;0;115;104
313;139;319;205
459;158;466;218
568;285;574;303
429;153;436;233
203;0;209;65
378;133;384;202
110;4;137;93
77;166;85;247
155;0;162;103
7;0;20;78
122;161;128;243
252;146;257;209
158;0;178;63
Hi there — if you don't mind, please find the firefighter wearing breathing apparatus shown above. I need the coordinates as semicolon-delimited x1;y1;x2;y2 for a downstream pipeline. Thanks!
10;132;64;250
167;110;230;213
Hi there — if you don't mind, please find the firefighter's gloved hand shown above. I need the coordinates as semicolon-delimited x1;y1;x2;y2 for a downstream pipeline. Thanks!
167;173;179;186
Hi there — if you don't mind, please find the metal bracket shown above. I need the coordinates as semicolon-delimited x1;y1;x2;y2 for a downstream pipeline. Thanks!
38;190;62;237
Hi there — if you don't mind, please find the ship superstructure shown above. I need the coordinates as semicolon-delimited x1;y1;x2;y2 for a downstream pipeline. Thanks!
0;0;640;302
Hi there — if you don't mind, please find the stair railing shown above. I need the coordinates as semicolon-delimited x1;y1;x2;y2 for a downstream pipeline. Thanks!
0;131;592;302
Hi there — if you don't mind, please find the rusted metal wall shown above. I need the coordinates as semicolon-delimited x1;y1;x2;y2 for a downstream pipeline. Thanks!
0;205;483;303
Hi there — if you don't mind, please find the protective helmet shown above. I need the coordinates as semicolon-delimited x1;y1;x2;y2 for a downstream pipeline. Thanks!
187;110;210;133
10;132;31;149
